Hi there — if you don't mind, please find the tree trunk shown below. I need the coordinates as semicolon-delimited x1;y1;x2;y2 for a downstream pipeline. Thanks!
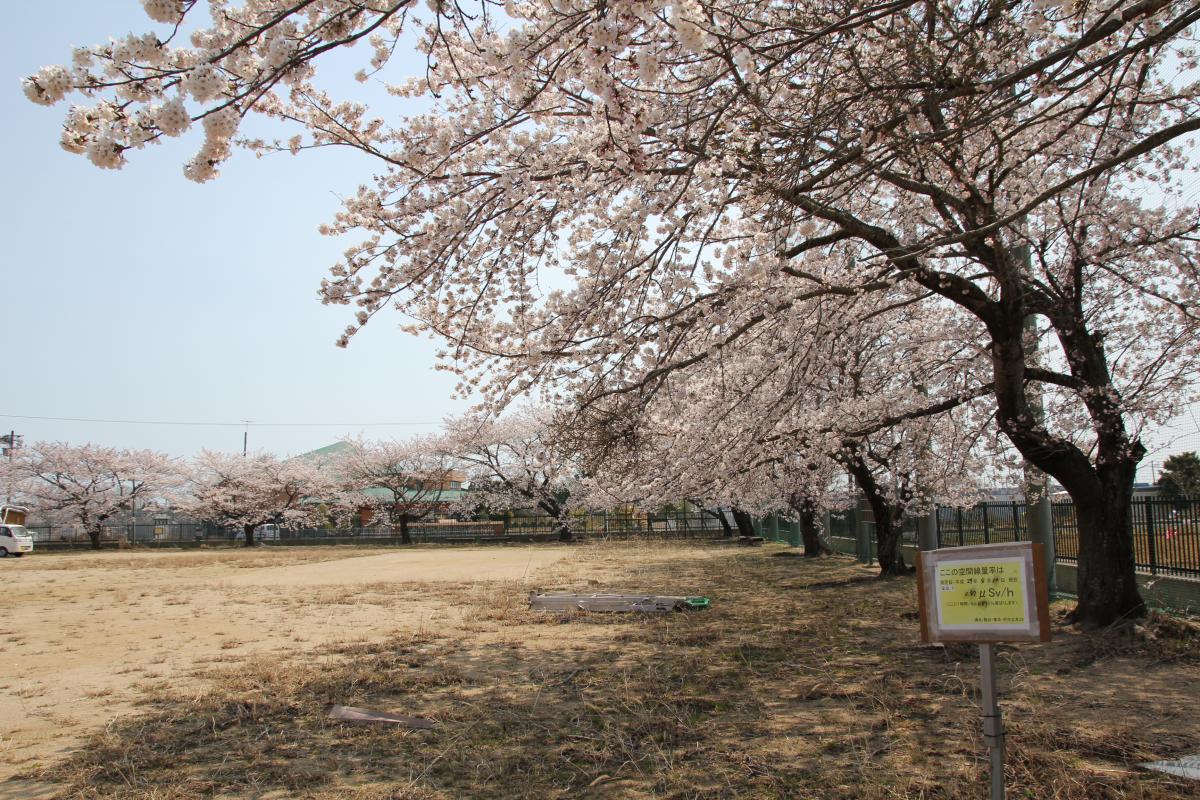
731;508;755;538
871;505;906;577
988;321;1145;626
697;505;733;537
399;515;412;545
845;456;908;577
797;504;827;558
1068;460;1145;626
88;527;102;550
243;523;256;547
536;499;573;542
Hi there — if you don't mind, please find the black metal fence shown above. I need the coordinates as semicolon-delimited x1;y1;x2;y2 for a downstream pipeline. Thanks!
483;511;727;539
932;497;1200;580
24;500;1197;579
22;511;729;546
816;498;1199;580
935;502;1031;548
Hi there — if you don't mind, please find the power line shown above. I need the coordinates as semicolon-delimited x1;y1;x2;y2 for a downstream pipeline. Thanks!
0;413;438;428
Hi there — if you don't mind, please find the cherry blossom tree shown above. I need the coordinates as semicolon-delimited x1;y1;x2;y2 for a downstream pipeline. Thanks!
331;435;459;543
28;1;1200;624
443;410;582;541
569;287;1001;574
183;450;334;545
1;442;182;549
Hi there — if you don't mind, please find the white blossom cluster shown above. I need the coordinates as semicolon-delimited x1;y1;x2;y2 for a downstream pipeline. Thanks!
22;65;71;105
25;0;411;182
182;63;226;103
153;98;191;137
184;105;242;182
141;0;185;25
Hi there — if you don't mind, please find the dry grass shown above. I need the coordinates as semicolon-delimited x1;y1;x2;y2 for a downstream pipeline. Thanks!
19;544;1200;799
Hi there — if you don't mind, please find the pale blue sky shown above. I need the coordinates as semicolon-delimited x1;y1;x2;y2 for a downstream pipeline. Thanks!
3;1;467;457
3;2;1198;482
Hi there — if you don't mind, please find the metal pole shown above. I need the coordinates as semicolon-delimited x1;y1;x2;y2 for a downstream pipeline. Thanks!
979;643;1006;800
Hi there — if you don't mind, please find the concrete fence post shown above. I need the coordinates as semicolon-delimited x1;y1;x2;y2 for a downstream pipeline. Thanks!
918;508;939;551
856;507;873;564
1027;496;1056;595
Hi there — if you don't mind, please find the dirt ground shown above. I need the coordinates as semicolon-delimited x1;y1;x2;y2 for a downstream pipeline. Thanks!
1;542;1198;799
0;543;706;798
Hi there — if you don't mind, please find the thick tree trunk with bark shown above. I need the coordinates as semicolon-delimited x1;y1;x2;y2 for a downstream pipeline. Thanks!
870;504;907;577
537;499;573;542
987;320;1145;626
242;523;256;547
697;505;735;537
731;508;755;538
398;515;412;545
795;502;828;558
845;457;908;577
87;527;102;550
1071;463;1144;626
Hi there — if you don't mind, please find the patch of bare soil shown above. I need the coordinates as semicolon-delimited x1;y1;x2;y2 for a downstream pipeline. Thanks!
0;542;712;795
7;543;1200;799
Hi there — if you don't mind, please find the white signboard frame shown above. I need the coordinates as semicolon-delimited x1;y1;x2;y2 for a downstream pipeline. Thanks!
917;542;1051;644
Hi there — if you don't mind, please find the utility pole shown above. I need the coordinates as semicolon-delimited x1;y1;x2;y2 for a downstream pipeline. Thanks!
3;430;20;505
242;420;251;456
129;479;138;542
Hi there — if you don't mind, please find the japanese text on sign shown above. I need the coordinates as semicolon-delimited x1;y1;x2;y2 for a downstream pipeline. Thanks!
936;558;1030;628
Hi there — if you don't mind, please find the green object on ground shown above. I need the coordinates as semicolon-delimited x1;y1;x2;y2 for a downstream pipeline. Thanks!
684;596;711;610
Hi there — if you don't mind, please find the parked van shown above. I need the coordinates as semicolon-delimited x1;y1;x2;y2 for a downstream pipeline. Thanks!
0;506;34;557
256;523;281;541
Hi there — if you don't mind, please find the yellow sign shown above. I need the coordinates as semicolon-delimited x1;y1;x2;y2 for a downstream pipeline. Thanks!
917;542;1050;644
935;558;1029;628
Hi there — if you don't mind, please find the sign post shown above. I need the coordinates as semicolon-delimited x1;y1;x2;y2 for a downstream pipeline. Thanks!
916;542;1051;800
980;643;1004;800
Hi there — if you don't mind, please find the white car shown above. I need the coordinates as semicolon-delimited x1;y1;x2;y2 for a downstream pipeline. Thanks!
0;525;34;557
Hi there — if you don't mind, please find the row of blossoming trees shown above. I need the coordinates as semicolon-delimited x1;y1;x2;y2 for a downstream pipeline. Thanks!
25;0;1200;626
0;411;587;549
1;389;1000;556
